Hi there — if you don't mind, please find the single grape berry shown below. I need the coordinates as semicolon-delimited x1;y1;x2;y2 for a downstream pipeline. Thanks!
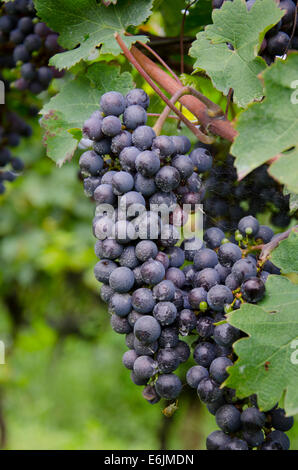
241;277;265;303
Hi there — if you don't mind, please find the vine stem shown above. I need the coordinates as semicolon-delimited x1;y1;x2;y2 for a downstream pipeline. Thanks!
242;225;298;263
153;86;223;136
259;225;298;263
114;33;214;144
130;46;237;142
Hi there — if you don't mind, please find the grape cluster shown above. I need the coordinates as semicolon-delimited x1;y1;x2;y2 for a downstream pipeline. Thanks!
213;0;297;62
0;104;31;193
80;88;293;450
0;0;63;94
203;148;292;231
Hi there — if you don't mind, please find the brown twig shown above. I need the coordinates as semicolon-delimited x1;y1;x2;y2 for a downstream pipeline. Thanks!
147;113;179;120
259;225;298;263
137;41;181;84
153;86;223;136
115;33;214;144
130;46;237;142
242;225;298;262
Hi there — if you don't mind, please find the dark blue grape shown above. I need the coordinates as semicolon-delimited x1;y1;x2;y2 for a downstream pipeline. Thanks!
155;373;182;399
196;316;215;338
111;130;132;156
190;148;213;172
119;246;139;269
193;268;220;291
171;135;191;155
123;105;147;130
134;315;161;344
241;277;265;303
218;242;242;267
132;288;156;314
141;259;165;285
204;227;225;249
194;248;218;270
134;173;157;197
178;308;197;334
125;89;149;109
155;166;180;192
213;323;240;347
206;431;232;450
111;314;132;334
157;348;179;373
79;150;103;176
94;183;115;205
238;215;260;237
188;287;208;309
216;405;241;433
186;365;209;389
100;91;126;116
94;259;117;283
135;150;160;177
159;326;179;348
122;349;138;370
171;154;194;179
109;266;135;293
112;171;134;195
109;293;132;317
132;125;156;150
133;355;157;379
241;407;266;431
119;146;140;172
209;356;233;384
175;340;190;363
207;284;234;311
153;280;175;302
101;115;122;137
153;301;177;326
194;342;217;368
197;377;223;403
270;408;294;432
152;135;175;158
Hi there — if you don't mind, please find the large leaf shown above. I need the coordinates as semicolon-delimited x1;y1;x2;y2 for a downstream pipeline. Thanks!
189;0;283;107
269;147;298;194
232;53;298;180
35;0;153;69
225;276;298;415
270;230;298;275
40;63;134;165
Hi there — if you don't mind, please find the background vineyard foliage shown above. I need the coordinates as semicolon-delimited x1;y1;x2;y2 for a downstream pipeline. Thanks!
0;0;297;450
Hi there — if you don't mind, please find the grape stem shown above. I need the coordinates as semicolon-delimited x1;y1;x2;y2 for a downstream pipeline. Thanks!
259;225;298;263
114;33;214;144
130;46;237;142
153;86;223;136
243;225;298;263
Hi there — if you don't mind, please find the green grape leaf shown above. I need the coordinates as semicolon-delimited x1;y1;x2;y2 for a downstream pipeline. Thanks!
232;53;298;180
34;0;153;69
41;111;78;167
189;0;283;107
270;230;298;275
269;147;298;194
40;63;133;165
225;276;298;415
